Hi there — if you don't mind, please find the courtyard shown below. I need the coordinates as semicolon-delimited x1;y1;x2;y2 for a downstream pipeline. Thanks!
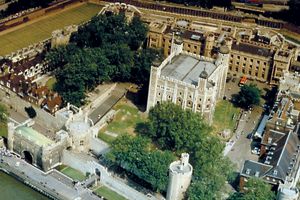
98;99;147;144
0;3;103;55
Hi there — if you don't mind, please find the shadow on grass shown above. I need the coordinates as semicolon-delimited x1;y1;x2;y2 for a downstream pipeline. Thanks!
134;122;150;136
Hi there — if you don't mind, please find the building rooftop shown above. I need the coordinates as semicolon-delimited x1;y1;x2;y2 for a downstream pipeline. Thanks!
164;26;203;41
241;128;300;183
161;54;216;86
15;126;54;146
68;120;90;136
279;71;300;100
170;159;193;174
232;42;273;57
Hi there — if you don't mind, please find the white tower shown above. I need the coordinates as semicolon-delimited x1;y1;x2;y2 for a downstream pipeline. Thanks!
166;153;193;200
215;45;230;99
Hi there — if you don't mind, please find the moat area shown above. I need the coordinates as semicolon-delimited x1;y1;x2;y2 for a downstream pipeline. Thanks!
0;172;49;200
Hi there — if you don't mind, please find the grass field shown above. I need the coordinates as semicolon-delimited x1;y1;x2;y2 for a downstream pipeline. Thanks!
0;122;7;138
98;132;116;144
213;100;240;134
59;166;86;181
94;186;127;200
106;102;146;135
0;3;103;56
98;100;147;144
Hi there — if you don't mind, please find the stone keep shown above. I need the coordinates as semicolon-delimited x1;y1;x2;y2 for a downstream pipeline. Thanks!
146;37;229;124
166;153;193;200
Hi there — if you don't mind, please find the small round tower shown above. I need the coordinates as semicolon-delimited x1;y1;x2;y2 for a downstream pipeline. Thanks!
166;153;193;200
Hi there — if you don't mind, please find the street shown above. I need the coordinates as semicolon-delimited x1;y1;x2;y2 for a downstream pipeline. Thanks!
224;78;267;171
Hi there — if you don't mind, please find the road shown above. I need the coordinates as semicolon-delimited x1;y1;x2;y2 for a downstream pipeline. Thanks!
0;149;100;200
224;79;266;171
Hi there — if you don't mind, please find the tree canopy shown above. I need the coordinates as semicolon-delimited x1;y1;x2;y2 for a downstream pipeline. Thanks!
228;178;275;200
106;135;175;192
46;13;158;106
235;84;261;109
137;102;234;198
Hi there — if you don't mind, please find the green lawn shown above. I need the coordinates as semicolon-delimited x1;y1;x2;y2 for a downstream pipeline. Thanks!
213;100;240;134
98;132;116;144
0;3;103;56
0;122;7;138
94;186;127;200
105;103;146;135
59;166;86;181
45;77;56;90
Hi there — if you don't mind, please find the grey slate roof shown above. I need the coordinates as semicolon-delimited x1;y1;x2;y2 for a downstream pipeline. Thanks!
241;128;300;183
232;42;273;57
161;54;216;86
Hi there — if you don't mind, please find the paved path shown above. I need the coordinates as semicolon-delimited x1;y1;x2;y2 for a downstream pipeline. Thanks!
226;107;263;171
89;85;127;125
0;149;100;200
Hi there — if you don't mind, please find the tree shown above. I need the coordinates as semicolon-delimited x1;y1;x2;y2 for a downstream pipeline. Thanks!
140;102;233;197
106;135;175;192
228;178;275;200
236;84;260;109
47;13;151;106
146;102;211;151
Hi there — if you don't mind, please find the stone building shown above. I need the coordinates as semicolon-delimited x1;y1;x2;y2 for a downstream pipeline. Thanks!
229;40;273;82
7;121;67;171
6;106;96;171
240;124;300;195
271;50;293;84
166;153;193;200
147;21;205;58
146;17;299;85
146;37;229;124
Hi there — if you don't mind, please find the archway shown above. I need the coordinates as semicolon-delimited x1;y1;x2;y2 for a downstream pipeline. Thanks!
23;151;33;164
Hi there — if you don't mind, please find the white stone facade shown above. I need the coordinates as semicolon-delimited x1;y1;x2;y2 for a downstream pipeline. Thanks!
146;39;229;124
166;153;193;200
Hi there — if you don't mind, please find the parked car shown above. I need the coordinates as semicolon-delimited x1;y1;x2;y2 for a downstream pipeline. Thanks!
251;147;260;155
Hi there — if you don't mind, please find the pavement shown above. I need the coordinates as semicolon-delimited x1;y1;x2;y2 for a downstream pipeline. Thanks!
88;85;127;125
